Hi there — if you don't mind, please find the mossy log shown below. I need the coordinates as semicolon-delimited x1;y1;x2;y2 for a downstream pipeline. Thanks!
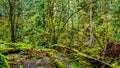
53;44;119;68
47;52;65;68
0;40;32;54
0;40;32;48
0;47;31;55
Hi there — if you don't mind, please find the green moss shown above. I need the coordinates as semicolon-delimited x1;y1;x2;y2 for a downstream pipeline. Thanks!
31;55;43;59
111;62;120;68
53;59;65;68
47;52;65;68
0;40;32;48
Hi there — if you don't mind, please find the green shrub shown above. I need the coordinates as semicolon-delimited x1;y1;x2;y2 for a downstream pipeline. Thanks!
0;54;9;68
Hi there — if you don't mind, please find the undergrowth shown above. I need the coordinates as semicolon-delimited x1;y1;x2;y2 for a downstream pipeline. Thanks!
0;54;9;68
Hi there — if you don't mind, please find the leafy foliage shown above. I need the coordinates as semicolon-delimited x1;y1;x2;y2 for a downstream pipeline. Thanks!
0;54;9;68
0;0;120;68
112;0;120;41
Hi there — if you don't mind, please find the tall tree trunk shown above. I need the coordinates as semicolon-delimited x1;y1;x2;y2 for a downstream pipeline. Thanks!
90;0;94;46
8;0;15;42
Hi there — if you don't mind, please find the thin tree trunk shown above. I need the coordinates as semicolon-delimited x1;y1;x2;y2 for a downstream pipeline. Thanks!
90;0;94;46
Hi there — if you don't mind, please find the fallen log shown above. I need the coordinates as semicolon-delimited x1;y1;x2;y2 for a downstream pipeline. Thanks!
0;47;31;55
53;44;119;68
0;40;31;48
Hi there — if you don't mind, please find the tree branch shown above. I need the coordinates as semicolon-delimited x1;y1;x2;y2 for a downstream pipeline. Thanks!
60;0;98;31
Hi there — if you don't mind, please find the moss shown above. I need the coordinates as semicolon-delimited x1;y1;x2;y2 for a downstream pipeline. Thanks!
53;59;65;68
111;62;120;68
0;47;31;54
0;40;32;48
0;40;33;54
47;52;65;68
53;45;120;68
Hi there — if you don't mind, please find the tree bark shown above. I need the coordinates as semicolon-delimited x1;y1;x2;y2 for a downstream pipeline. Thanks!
90;0;94;46
8;0;15;42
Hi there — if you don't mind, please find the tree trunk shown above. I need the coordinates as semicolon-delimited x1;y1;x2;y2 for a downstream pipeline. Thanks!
8;0;15;42
90;0;94;46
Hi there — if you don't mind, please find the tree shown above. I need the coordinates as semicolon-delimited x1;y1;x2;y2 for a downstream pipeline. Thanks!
8;0;16;42
90;0;94;46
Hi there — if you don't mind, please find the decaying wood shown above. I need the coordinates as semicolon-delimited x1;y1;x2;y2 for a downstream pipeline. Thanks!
103;41;120;59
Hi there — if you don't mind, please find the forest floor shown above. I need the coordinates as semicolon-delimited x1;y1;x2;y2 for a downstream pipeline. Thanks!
1;40;120;68
0;40;72;68
6;48;71;68
7;50;55;68
8;53;54;68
